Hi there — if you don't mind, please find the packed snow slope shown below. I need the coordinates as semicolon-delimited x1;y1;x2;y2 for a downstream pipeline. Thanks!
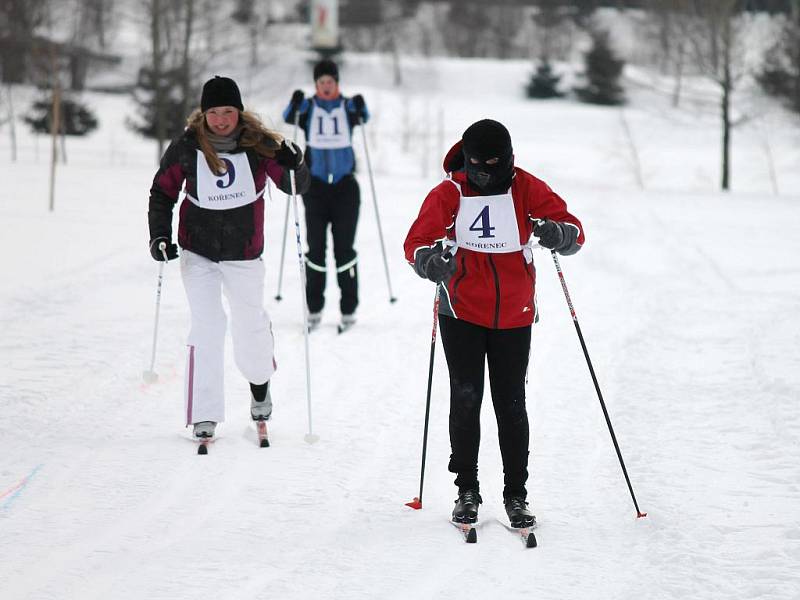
1;53;799;600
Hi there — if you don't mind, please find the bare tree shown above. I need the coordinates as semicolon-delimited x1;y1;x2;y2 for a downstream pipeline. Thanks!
687;0;748;191
1;84;18;161
643;0;694;106
531;0;569;62
150;0;166;156
180;0;195;119
0;0;50;83
89;0;114;49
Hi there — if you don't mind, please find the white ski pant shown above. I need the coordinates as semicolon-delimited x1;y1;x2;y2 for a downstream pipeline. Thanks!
181;250;276;425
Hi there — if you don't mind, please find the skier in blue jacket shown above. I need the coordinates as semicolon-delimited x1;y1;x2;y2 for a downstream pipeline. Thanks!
282;59;369;332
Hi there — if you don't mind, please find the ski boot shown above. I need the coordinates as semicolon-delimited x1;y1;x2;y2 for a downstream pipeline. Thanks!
504;496;535;528
193;421;216;455
250;382;272;448
337;313;356;334
452;489;482;524
250;381;272;421
193;421;216;438
308;312;322;332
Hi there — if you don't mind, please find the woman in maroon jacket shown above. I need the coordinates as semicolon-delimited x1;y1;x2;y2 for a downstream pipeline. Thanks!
148;76;309;443
404;119;584;528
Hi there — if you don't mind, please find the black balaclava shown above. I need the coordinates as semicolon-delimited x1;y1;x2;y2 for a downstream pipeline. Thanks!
461;119;514;195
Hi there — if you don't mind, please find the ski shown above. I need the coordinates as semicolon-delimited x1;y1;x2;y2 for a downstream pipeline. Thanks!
196;438;214;455
256;420;270;448
499;517;538;548
450;520;478;543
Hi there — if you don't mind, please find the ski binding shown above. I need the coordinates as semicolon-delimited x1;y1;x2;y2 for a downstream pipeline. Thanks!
256;420;270;448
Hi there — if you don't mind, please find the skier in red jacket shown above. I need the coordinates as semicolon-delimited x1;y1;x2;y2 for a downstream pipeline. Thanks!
404;119;584;528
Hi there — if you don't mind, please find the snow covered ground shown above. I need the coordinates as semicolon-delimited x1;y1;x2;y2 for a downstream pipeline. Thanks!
1;53;800;599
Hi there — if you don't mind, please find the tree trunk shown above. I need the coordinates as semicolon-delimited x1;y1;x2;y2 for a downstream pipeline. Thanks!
49;81;60;212
672;38;684;107
720;16;732;192
96;0;107;49
181;0;195;120
794;0;800;114
388;27;402;87
151;0;165;158
249;7;259;67
6;84;17;162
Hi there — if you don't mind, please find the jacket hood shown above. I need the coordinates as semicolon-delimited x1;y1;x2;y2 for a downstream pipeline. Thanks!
443;140;465;173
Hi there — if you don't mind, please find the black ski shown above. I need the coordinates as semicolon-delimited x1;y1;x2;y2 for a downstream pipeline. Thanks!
450;520;478;543
499;517;538;548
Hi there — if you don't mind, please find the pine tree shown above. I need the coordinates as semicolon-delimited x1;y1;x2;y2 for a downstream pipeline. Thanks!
575;29;626;106
24;95;98;136
527;60;564;98
757;11;800;114
127;66;192;141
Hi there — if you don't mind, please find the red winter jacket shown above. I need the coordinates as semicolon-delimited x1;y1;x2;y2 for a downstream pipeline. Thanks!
404;140;585;329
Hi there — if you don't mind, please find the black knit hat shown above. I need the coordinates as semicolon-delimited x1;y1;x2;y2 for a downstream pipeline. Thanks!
313;59;339;82
201;76;244;112
462;119;512;161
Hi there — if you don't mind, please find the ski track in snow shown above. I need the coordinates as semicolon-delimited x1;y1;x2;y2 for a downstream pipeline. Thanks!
2;56;800;599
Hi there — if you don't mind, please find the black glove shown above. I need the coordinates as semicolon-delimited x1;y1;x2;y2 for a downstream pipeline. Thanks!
352;94;365;117
149;237;178;262
415;247;456;283
274;140;303;169
533;220;566;250
290;89;304;108
534;219;580;254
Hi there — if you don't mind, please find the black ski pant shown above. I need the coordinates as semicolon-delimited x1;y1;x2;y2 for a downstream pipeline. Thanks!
303;175;360;315
439;314;532;499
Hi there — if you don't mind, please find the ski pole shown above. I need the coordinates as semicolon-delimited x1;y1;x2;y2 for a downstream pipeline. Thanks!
406;251;451;510
359;117;397;304
288;157;318;444
275;114;300;301
143;241;168;384
549;249;647;519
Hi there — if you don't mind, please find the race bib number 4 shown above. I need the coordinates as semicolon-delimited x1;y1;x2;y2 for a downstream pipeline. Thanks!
455;193;522;253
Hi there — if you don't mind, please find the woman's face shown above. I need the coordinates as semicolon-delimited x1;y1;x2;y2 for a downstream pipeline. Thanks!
315;75;339;100
205;106;240;136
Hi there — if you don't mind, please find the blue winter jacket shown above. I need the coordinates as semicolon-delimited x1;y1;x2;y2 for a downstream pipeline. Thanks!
282;95;369;185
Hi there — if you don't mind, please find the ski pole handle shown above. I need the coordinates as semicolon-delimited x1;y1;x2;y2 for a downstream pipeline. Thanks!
158;240;167;262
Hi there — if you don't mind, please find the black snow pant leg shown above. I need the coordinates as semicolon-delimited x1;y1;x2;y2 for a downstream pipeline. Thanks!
439;315;487;493
303;180;330;314
486;324;532;500
331;176;360;316
302;176;360;315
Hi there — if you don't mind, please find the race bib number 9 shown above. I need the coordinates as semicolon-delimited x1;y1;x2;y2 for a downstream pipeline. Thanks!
192;151;257;210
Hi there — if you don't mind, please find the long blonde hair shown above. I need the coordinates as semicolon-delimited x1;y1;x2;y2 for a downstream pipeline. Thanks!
187;109;283;175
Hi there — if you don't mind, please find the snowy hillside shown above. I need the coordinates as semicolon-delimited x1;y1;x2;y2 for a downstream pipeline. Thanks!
1;52;799;600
